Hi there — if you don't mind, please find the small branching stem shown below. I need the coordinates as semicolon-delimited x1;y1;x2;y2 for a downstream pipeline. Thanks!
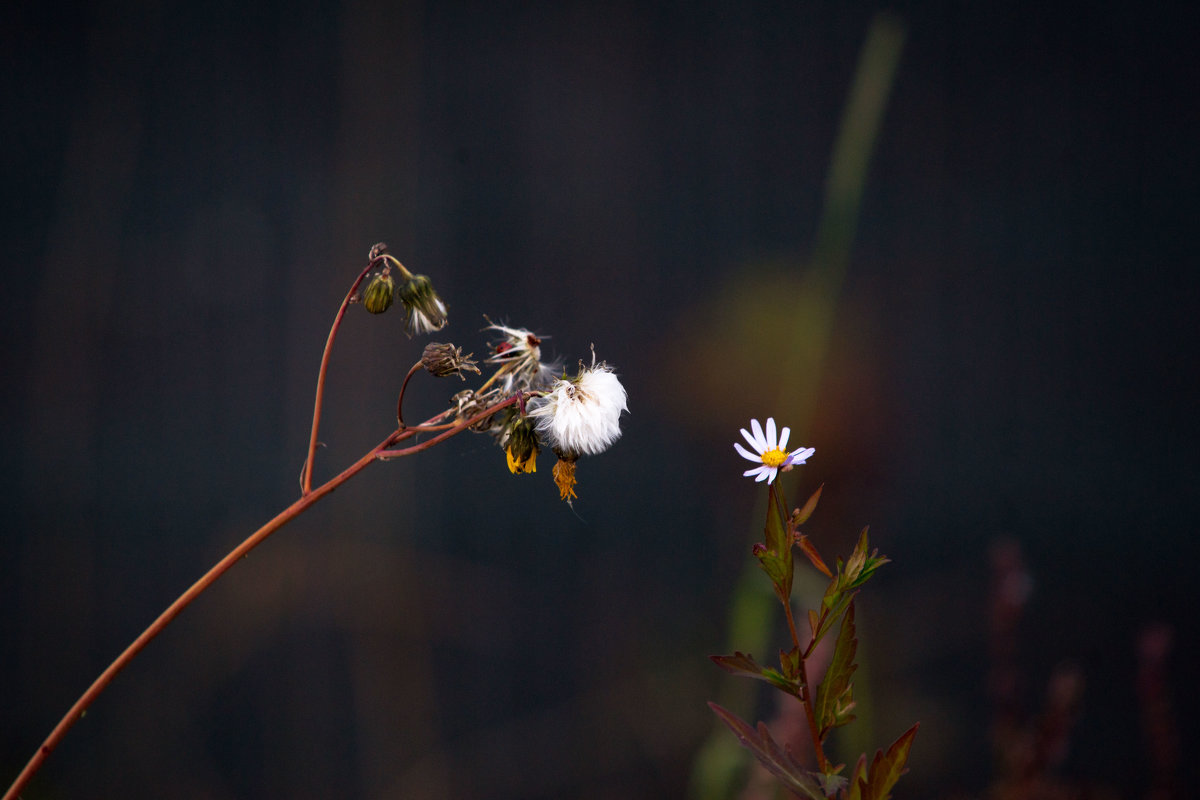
378;394;520;460
3;393;520;800
396;361;424;428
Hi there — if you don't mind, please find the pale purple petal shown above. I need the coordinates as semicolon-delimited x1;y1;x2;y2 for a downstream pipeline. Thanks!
786;446;815;465
777;426;791;451
740;427;762;452
765;418;777;450
755;467;773;482
749;418;767;451
734;442;763;463
743;466;766;478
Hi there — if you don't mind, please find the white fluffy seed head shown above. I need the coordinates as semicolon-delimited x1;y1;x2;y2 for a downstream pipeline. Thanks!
530;364;628;456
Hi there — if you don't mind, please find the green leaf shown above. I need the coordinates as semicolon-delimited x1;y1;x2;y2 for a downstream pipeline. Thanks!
708;703;826;800
710;652;802;697
759;483;794;600
710;651;768;679
815;603;859;739
842;528;890;591
851;723;919;800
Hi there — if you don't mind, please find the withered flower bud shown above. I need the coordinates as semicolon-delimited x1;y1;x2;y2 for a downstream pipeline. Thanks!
503;416;540;474
551;453;578;501
397;274;448;335
368;242;389;260
421;342;480;380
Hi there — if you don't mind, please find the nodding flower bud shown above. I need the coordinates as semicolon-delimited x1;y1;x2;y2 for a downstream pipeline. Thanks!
421;342;480;380
502;416;540;474
361;270;396;314
397;274;448;335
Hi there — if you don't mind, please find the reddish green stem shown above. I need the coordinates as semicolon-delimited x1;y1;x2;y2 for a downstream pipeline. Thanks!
396;360;424;428
3;393;516;800
771;481;831;774
379;393;520;460
301;261;377;494
3;427;398;800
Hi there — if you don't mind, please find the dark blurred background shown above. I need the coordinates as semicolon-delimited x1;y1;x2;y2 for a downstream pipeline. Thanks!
3;1;1197;798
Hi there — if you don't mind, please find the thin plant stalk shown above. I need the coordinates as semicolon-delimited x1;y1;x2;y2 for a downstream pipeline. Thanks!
3;397;519;800
300;253;417;494
301;260;375;494
770;481;831;774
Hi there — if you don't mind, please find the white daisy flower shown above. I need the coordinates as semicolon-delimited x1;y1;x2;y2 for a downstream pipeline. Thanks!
734;417;814;483
530;363;628;456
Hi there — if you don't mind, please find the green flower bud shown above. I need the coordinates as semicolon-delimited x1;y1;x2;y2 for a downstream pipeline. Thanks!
361;272;396;314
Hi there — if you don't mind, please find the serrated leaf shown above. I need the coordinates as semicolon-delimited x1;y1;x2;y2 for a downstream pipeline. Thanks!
711;652;802;697
793;484;823;525
779;646;802;681
710;651;768;679
816;603;859;739
842;528;891;591
708;703;826;800
760;667;802;697
844;754;868;800
854;723;919;800
812;589;858;647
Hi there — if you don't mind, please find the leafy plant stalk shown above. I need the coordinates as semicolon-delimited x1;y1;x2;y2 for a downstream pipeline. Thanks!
710;462;918;799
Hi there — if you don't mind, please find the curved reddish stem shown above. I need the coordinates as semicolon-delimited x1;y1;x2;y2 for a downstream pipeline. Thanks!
395;361;424;428
3;426;399;800
301;261;377;494
3;390;519;800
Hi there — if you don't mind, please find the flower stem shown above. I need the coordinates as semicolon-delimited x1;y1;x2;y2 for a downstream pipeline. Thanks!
301;261;377;494
771;481;831;774
783;600;830;773
395;360;424;428
3;426;400;800
2;390;518;800
378;394;520;460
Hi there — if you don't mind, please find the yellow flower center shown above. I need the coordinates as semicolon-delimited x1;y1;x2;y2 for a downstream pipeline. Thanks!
760;448;788;468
